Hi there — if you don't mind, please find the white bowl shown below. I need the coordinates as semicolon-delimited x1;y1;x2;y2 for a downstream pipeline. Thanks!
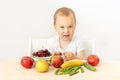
32;56;52;61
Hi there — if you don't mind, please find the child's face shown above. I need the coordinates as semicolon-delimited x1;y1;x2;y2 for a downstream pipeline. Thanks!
54;15;76;41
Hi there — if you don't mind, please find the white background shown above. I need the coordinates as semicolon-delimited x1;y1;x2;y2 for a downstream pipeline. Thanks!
0;0;120;60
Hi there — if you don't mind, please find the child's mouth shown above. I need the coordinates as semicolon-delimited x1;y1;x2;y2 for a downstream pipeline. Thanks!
64;35;70;37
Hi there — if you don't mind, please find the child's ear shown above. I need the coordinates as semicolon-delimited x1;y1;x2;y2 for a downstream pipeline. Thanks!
54;25;57;32
54;25;57;30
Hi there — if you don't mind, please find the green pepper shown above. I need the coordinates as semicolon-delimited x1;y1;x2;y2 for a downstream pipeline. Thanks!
69;71;79;76
55;65;81;76
54;69;60;75
61;66;74;72
80;67;84;73
72;65;81;72
83;62;96;71
59;71;70;75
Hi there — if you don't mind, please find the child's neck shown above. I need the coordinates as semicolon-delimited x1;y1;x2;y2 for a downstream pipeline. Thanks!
59;38;72;49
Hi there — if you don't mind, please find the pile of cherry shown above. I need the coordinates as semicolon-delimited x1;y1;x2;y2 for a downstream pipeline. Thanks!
32;49;51;57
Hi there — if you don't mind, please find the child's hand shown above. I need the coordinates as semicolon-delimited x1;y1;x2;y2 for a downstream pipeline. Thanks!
63;52;74;61
54;51;62;56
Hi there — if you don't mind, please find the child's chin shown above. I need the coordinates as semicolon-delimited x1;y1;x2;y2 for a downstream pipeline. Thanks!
63;37;71;41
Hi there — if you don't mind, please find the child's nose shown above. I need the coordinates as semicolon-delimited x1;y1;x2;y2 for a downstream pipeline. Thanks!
64;28;69;32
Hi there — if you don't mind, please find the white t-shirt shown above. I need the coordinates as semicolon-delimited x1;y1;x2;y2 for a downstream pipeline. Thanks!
46;35;84;56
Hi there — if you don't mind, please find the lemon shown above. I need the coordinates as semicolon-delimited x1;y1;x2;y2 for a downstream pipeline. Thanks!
35;59;49;72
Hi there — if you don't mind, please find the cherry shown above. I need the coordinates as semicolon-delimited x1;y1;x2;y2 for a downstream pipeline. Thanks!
32;49;51;57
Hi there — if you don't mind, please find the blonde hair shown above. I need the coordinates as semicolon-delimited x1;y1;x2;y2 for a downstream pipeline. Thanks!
54;7;76;25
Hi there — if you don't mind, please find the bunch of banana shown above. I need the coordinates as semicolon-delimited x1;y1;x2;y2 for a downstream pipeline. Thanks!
60;59;84;69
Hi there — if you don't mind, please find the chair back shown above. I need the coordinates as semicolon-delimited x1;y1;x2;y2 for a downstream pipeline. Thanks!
28;38;94;59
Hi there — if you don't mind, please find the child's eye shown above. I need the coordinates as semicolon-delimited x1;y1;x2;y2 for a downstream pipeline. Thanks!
68;26;72;28
60;26;64;28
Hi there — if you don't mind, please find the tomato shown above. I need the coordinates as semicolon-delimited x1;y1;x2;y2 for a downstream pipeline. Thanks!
87;54;100;66
21;56;34;68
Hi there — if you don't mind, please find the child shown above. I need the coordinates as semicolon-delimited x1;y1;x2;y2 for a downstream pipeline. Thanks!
47;7;85;60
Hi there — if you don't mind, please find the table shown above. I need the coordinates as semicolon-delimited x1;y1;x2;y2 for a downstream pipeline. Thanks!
0;59;120;80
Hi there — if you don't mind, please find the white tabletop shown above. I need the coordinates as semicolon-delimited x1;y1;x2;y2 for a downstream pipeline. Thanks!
0;59;120;80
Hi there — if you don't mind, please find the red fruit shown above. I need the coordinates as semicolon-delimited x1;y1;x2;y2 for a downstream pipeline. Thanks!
21;56;34;68
87;54;100;66
51;56;64;68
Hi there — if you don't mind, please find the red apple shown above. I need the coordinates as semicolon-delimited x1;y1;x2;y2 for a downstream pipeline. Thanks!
51;56;64;68
87;54;100;66
21;56;34;68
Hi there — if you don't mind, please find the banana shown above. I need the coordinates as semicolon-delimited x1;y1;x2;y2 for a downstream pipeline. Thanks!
60;59;84;69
